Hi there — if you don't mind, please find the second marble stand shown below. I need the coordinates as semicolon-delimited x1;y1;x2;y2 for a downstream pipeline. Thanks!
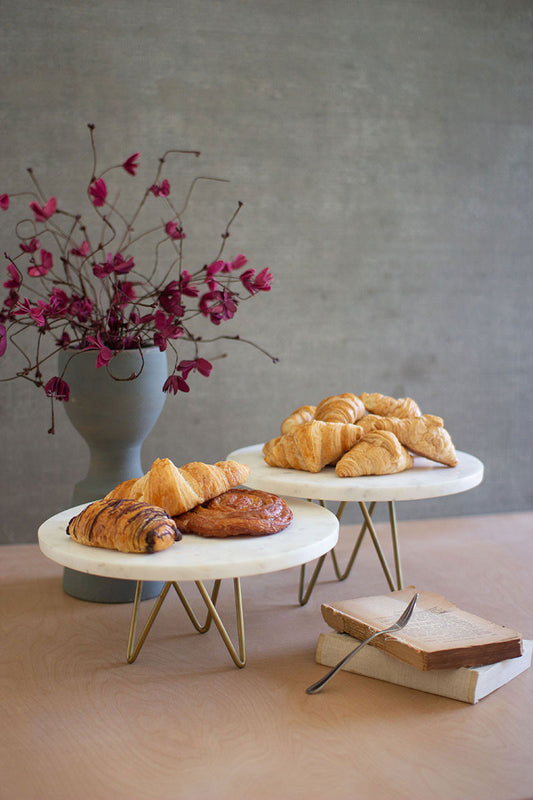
227;444;484;604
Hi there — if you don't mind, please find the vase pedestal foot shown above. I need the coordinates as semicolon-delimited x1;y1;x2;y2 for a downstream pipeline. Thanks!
62;568;164;604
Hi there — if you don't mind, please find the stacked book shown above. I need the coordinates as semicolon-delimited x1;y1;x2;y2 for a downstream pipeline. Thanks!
315;588;531;703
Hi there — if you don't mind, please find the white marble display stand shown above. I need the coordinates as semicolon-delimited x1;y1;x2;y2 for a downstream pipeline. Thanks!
227;445;484;601
38;497;338;667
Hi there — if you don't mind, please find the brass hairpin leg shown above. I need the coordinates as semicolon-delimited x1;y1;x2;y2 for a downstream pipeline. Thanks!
358;501;396;591
298;499;378;605
388;501;403;589
330;500;377;581
126;577;246;667
127;580;171;663
195;578;246;668
298;553;328;606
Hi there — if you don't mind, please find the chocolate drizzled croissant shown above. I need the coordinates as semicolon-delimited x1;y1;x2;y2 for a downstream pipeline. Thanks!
67;498;181;554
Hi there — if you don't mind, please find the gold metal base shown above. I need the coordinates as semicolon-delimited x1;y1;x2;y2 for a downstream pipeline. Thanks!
299;499;403;605
126;577;246;668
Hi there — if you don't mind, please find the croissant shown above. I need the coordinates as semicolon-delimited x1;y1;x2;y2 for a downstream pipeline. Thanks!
359;392;421;418
336;431;414;477
263;420;362;473
67;498;181;553
280;405;316;435
314;393;365;424
105;458;250;516
359;414;458;467
357;412;443;435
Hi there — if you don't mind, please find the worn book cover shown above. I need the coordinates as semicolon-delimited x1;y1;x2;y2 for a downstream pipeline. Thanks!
315;633;532;703
321;587;523;671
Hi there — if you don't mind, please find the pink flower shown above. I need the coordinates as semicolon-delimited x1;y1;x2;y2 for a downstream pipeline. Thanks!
56;331;71;348
153;310;183;351
180;270;199;298
199;289;238;325
159;281;185;316
93;252;134;279
0;194;9;210
240;267;273;295
230;254;248;271
85;333;113;368
89;178;107;207
178;358;212;379
46;288;70;315
19;238;40;253
150;179;170;197
165;220;186;240
0;323;6;356
122;153;140;176
206;260;225;279
69;295;93;322
29;197;57;222
3;264;21;290
14;297;47;327
27;249;54;277
163;374;190;394
44;376;70;402
113;281;137;307
70;240;90;257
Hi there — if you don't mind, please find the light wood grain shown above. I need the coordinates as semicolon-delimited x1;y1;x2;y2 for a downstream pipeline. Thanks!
2;512;533;800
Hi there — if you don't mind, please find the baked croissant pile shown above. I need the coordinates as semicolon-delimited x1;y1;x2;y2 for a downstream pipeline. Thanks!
263;391;458;477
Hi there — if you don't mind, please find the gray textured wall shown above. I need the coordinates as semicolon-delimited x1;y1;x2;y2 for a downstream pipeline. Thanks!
1;0;532;544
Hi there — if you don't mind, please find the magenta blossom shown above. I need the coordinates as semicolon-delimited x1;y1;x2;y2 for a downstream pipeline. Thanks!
150;179;170;197
122;153;140;176
0;323;6;356
71;240;90;258
154;310;183;351
165;220;186;240
93;252;134;279
85;333;113;368
113;280;137;307
180;270;199;298
47;288;70;315
163;374;190;394
159;281;185;316
0;194;9;210
29;197;56;222
20;237;40;253
199;289;238;325
14;297;47;327
89;178;107;207
178;358;212;379
3;264;22;290
56;331;71;348
28;249;53;278
69;294;93;322
44;376;70;402
240;267;273;295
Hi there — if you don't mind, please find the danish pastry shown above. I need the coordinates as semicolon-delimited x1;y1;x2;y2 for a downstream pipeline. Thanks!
174;488;293;538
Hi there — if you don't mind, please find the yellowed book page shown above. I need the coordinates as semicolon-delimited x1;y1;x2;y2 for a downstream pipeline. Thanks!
321;588;523;668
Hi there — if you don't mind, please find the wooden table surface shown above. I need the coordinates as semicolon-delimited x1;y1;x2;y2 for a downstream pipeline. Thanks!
2;511;533;800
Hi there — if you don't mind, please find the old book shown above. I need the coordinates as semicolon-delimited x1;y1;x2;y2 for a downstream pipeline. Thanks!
315;632;532;703
321;587;523;670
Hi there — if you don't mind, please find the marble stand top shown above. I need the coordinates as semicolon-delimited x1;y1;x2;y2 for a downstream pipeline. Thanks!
38;498;339;582
227;444;484;503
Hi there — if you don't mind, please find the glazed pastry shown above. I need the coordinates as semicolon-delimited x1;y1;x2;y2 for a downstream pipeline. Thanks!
280;405;316;435
105;458;250;516
335;430;414;477
263;420;362;473
314;393;365;424
359;414;457;467
174;488;293;538
359;392;421;418
67;498;181;553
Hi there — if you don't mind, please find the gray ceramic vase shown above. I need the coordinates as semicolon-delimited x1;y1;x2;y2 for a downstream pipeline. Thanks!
58;346;168;603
